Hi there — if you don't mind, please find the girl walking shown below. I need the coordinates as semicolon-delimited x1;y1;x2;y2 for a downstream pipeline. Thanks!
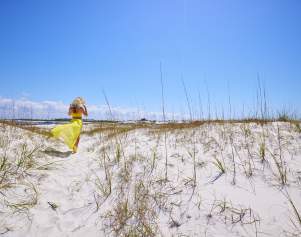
51;97;88;153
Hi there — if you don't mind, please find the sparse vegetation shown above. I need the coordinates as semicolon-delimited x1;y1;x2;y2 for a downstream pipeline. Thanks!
212;156;226;176
0;119;300;236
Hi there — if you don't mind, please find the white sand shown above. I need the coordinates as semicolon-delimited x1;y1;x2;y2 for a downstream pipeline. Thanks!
0;122;301;236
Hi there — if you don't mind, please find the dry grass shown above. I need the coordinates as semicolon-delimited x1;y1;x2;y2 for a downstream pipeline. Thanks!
0;120;51;137
0;122;55;234
1;119;301;236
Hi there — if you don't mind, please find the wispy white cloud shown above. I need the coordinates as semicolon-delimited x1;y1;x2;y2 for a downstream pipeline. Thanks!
0;97;185;121
0;97;68;119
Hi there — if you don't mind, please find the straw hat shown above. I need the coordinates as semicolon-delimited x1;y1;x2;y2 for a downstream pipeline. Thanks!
72;97;86;106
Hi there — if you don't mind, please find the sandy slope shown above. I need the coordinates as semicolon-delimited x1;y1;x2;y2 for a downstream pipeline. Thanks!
1;122;301;237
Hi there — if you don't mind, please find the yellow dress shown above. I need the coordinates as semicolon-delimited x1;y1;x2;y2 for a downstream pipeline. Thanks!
51;112;83;150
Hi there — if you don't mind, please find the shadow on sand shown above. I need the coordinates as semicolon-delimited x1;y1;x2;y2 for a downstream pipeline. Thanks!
43;148;72;158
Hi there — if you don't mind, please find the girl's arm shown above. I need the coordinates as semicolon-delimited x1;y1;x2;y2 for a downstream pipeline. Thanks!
83;105;88;116
68;105;72;116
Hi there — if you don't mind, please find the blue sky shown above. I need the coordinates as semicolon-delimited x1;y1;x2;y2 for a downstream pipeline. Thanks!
0;0;300;119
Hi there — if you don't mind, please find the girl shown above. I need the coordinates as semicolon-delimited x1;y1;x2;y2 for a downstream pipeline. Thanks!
51;97;88;153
